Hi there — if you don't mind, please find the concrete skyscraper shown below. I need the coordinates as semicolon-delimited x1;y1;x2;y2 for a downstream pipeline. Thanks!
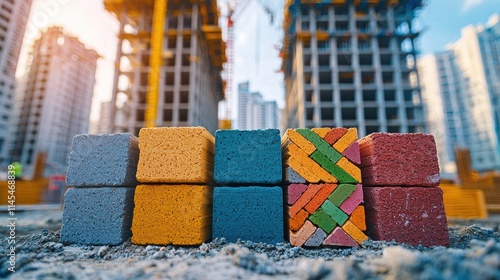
420;13;500;172
237;82;279;130
281;0;426;137
103;0;225;135
11;27;99;174
0;0;33;163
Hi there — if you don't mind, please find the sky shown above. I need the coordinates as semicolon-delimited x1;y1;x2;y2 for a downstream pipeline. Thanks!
16;0;500;123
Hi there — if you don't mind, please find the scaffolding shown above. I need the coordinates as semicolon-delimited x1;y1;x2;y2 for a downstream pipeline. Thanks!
281;0;423;73
280;0;425;135
104;0;226;134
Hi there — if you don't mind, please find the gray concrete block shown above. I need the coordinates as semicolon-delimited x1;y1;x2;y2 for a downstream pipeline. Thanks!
66;133;139;187
61;187;135;245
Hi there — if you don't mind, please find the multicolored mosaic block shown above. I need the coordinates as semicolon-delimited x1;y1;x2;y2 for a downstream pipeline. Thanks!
282;128;361;184
284;128;366;247
286;183;368;247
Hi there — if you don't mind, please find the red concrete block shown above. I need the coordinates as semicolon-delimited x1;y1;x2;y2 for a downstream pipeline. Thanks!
363;187;449;247
358;133;440;187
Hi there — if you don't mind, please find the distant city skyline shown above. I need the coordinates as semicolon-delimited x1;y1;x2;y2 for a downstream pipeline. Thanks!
15;0;500;123
237;81;280;130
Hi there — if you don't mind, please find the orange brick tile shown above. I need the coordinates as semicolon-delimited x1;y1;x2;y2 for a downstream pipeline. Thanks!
289;184;324;217
304;184;337;214
289;209;309;231
342;220;368;245
350;205;366;231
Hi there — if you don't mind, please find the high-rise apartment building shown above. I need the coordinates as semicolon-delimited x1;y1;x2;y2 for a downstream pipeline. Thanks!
96;100;128;134
103;0;225;135
11;27;99;174
419;52;470;175
0;0;33;163
281;0;426;137
237;81;279;130
96;101;112;134
420;14;500;172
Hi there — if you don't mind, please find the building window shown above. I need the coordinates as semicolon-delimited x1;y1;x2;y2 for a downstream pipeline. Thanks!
163;109;172;121
318;40;329;50
321;107;334;120
302;21;310;31
320;90;333;102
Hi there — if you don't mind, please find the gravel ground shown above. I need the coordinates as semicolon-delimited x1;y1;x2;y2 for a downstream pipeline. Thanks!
1;209;500;279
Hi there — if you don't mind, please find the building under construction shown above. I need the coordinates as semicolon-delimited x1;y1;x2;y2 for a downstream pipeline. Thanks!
104;0;225;135
282;0;425;137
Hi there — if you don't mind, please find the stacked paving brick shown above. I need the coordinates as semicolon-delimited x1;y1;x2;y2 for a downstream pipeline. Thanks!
131;127;214;245
212;129;284;243
61;134;138;245
283;128;368;247
359;133;449;246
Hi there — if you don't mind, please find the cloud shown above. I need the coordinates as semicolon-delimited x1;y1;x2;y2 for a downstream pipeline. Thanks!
462;0;485;12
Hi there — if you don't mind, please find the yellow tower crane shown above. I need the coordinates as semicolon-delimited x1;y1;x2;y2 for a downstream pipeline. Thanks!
145;0;168;128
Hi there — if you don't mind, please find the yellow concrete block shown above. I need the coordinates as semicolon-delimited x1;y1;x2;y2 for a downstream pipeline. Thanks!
342;220;368;245
337;157;361;183
311;128;331;138
131;185;212;245
333;128;358;153
283;129;316;155
136;127;214;183
286;157;321;183
287;143;338;183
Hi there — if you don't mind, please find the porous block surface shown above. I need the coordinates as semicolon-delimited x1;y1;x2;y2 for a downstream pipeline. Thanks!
212;187;284;243
340;184;364;215
287;183;367;247
358;133;440;186
66;133;139;187
131;185;213;245
282;128;361;184
323;227;358;247
60;187;135;245
288;184;308;205
214;129;282;185
284;167;306;184
136;127;214;183
363;187;449;246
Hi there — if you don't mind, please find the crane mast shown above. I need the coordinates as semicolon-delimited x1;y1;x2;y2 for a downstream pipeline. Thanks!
145;0;168;128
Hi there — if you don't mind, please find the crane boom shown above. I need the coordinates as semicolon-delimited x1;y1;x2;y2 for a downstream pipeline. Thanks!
145;0;167;128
